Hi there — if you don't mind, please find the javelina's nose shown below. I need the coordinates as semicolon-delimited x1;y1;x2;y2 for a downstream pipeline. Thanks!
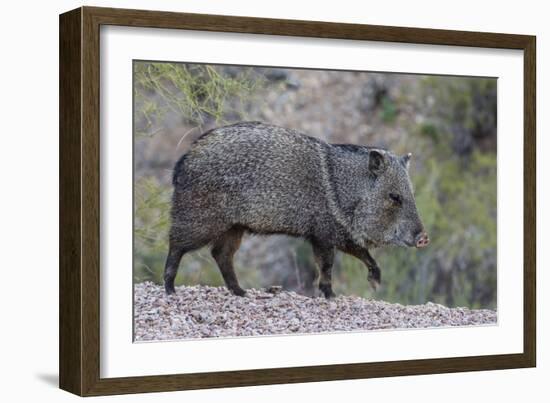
415;232;430;248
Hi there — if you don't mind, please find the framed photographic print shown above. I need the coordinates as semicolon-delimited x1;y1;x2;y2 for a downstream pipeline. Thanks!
59;6;536;396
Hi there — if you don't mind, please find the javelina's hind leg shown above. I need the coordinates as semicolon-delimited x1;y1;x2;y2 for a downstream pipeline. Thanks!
164;242;187;295
211;227;246;297
298;261;319;297
164;223;225;295
311;241;336;299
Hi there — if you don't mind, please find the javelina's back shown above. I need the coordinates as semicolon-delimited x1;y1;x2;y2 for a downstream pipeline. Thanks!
171;122;329;237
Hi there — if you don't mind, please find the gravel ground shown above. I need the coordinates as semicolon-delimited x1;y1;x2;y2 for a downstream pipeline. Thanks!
134;282;497;341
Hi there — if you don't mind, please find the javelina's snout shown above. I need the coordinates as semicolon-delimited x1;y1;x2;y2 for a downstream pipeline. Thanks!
415;232;430;248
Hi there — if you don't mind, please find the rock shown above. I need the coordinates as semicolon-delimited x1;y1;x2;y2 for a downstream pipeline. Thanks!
266;285;283;294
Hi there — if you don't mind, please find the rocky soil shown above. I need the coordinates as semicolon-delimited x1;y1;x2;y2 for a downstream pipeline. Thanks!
134;282;497;341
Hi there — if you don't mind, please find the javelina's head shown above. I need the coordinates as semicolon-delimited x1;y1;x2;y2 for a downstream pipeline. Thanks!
352;150;429;248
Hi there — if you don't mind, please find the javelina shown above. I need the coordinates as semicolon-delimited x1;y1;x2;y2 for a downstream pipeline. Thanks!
165;121;429;298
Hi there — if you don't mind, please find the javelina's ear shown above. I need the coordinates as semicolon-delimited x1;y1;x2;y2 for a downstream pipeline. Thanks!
401;152;412;170
368;150;386;175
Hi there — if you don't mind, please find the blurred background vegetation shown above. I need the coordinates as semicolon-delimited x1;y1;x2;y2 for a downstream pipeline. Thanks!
133;61;497;309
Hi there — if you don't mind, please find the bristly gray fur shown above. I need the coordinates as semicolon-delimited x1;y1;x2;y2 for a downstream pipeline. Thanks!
164;121;426;298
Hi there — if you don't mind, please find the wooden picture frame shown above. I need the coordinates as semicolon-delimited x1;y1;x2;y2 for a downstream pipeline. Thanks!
59;6;536;396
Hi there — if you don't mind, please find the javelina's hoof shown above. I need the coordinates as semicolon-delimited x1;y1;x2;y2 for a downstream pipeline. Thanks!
319;283;336;299
368;267;381;291
324;291;336;299
165;283;176;295
230;286;247;297
368;277;381;291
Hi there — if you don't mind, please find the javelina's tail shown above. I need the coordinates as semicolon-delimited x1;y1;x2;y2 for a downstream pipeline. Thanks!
172;154;187;186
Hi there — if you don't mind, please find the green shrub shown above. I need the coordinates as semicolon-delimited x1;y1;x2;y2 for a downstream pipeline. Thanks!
134;62;263;137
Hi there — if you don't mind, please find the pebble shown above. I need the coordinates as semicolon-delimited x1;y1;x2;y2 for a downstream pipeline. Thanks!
134;282;497;341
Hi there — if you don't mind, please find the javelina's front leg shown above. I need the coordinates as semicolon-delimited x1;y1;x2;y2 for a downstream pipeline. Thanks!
341;243;381;290
311;241;336;299
363;250;381;290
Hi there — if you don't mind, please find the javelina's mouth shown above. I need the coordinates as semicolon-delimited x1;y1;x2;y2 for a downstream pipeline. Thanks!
389;238;414;247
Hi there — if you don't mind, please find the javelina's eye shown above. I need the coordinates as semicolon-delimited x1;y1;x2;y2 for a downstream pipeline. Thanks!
389;193;402;206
